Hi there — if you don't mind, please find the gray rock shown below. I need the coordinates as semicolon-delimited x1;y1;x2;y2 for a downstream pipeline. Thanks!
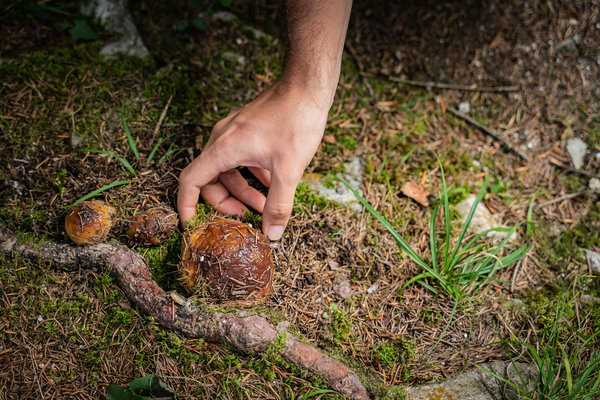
580;294;600;307
458;102;471;114
405;361;537;400
456;195;517;243
585;249;600;275
222;51;246;65
589;177;600;194
211;11;238;22
81;0;149;58
301;157;364;212
566;137;587;170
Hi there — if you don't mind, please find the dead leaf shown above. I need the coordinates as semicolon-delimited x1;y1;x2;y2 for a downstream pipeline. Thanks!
323;134;336;144
401;181;431;206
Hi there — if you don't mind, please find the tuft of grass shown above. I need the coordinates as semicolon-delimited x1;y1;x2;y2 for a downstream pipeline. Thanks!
342;162;530;302
479;289;600;399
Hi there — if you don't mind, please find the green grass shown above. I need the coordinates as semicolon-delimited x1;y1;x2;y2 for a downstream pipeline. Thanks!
342;163;531;302
479;288;600;399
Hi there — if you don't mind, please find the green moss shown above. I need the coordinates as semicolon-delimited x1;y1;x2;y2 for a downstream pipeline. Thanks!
293;183;334;212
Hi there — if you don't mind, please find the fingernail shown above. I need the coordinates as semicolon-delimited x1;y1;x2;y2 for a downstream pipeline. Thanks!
267;225;285;241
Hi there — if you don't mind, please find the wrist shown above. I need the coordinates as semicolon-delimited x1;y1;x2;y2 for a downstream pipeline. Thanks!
278;66;340;111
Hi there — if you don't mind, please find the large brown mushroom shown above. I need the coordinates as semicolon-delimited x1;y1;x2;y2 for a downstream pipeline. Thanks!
126;207;178;246
179;219;273;306
65;200;115;245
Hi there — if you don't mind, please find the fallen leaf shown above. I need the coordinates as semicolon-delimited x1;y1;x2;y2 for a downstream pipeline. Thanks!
401;181;431;206
323;134;336;144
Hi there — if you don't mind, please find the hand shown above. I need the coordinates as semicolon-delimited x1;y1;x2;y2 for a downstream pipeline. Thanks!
177;80;330;240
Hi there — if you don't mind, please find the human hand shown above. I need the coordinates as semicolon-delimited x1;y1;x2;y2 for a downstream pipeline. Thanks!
177;80;330;240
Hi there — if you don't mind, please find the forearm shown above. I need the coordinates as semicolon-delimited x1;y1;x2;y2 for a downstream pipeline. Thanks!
281;0;353;110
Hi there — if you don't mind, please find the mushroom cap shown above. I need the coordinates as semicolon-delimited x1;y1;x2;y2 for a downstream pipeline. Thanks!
65;200;115;245
126;207;178;245
179;219;273;306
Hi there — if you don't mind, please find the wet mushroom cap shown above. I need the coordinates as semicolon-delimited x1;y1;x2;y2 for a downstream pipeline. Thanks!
64;200;115;245
179;219;273;306
126;207;178;245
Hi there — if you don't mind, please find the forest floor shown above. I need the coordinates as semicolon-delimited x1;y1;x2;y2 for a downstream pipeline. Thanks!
1;0;599;399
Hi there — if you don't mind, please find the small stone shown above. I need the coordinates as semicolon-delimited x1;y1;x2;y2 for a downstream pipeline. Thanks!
300;157;364;212
566;137;587;169
211;11;237;22
585;249;600;275
458;102;471;114
69;130;83;148
334;280;352;299
222;51;246;65
367;283;379;294
580;294;600;307
589;178;600;193
456;195;517;243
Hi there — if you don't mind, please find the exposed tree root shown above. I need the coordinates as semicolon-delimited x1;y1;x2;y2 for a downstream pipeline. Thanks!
0;226;369;399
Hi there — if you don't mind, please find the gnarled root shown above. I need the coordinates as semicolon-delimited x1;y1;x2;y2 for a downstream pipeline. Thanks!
0;226;369;399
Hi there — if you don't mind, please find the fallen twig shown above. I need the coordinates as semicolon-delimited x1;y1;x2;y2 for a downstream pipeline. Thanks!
0;226;368;400
538;192;583;208
149;95;173;147
385;75;519;92
447;108;529;161
549;159;600;180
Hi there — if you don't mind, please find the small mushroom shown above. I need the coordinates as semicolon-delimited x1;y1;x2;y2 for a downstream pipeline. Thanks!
179;219;273;306
126;207;178;245
65;200;115;244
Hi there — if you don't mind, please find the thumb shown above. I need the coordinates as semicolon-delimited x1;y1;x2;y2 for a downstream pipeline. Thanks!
262;173;299;241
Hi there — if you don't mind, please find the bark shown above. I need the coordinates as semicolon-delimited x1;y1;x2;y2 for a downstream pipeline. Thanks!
0;226;369;399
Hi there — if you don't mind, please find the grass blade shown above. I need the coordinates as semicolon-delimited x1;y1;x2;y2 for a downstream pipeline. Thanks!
430;202;440;272
339;177;429;269
121;112;140;160
447;175;492;269
75;148;137;176
146;134;173;164
65;180;130;210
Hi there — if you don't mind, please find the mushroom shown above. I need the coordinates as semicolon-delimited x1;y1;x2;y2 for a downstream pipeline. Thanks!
179;219;273;306
126;207;178;245
65;200;115;244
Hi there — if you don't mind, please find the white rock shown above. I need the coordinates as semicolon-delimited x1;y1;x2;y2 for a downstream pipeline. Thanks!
585;249;600;276
458;102;471;114
211;11;237;22
301;157;364;212
589;177;600;193
456;195;517;243
566;137;587;169
81;0;149;58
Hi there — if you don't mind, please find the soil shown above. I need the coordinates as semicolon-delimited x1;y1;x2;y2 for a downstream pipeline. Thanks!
1;0;599;398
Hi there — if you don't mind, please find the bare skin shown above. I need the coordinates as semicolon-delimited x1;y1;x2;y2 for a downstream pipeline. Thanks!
177;0;353;240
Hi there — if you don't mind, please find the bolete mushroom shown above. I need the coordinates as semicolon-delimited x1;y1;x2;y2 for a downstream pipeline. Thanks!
65;200;115;245
126;207;178;245
179;219;273;306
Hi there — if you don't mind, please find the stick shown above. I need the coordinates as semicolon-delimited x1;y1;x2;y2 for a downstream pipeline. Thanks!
149;95;173;147
538;192;583;208
0;227;368;400
447;108;529;161
549;159;600;180
386;75;519;92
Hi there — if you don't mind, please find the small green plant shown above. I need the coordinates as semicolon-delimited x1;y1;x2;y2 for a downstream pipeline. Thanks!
479;291;600;399
342;162;530;302
342;160;531;350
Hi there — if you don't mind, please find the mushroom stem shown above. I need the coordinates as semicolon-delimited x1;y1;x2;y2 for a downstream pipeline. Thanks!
0;226;369;400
